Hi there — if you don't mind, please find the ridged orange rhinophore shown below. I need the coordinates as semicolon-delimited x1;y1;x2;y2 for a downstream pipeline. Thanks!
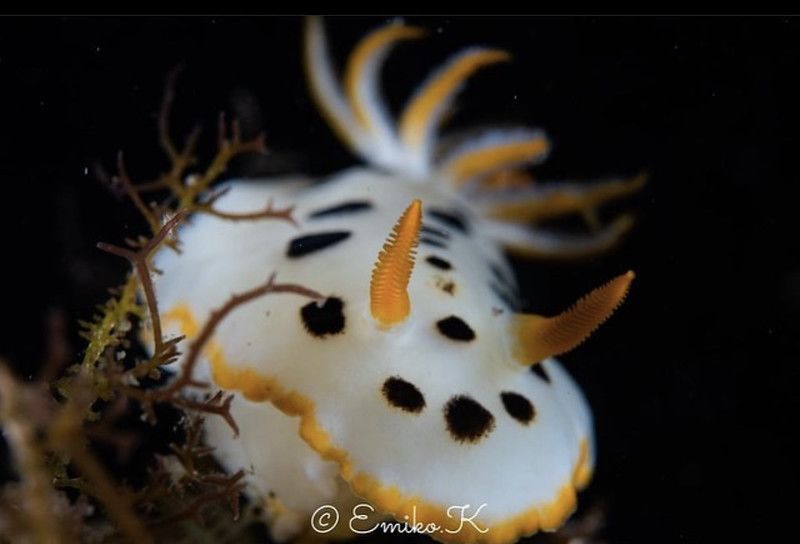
512;271;635;365
370;199;423;327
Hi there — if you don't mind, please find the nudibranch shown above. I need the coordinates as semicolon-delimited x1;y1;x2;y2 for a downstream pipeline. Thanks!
153;17;641;544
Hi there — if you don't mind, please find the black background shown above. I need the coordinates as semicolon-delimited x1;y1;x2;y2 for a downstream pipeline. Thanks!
0;16;797;543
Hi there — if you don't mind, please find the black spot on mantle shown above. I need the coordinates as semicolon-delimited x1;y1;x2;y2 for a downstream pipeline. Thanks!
300;297;345;337
308;200;373;219
531;363;551;383
501;391;536;424
436;316;476;341
382;376;426;413
444;395;495;443
420;237;448;249
428;208;469;234
421;224;451;239
425;255;452;270
287;231;351;257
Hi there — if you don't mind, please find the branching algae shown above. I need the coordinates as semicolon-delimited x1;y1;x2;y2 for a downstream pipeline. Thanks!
0;17;642;544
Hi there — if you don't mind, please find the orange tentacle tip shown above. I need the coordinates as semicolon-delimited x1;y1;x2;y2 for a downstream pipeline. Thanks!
344;24;426;130
446;134;550;187
512;270;635;365
369;199;423;328
399;49;512;150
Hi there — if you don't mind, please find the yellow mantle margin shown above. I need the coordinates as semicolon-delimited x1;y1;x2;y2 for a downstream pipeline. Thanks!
164;304;593;544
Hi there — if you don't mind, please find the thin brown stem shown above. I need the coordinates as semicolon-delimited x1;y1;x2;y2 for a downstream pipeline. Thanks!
115;152;161;235
173;393;239;436
97;211;187;357
199;189;297;226
164;124;202;195
178;113;266;208
203;204;297;225
158;65;183;162
156;273;321;400
157;66;202;195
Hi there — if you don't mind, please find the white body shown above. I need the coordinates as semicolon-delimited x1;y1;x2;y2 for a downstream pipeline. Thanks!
150;17;638;544
154;169;594;543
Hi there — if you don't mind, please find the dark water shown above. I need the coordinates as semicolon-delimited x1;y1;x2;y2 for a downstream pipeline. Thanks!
0;16;796;544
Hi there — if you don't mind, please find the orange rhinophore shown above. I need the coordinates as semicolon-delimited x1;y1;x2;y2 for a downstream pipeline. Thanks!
511;271;635;365
370;199;423;327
